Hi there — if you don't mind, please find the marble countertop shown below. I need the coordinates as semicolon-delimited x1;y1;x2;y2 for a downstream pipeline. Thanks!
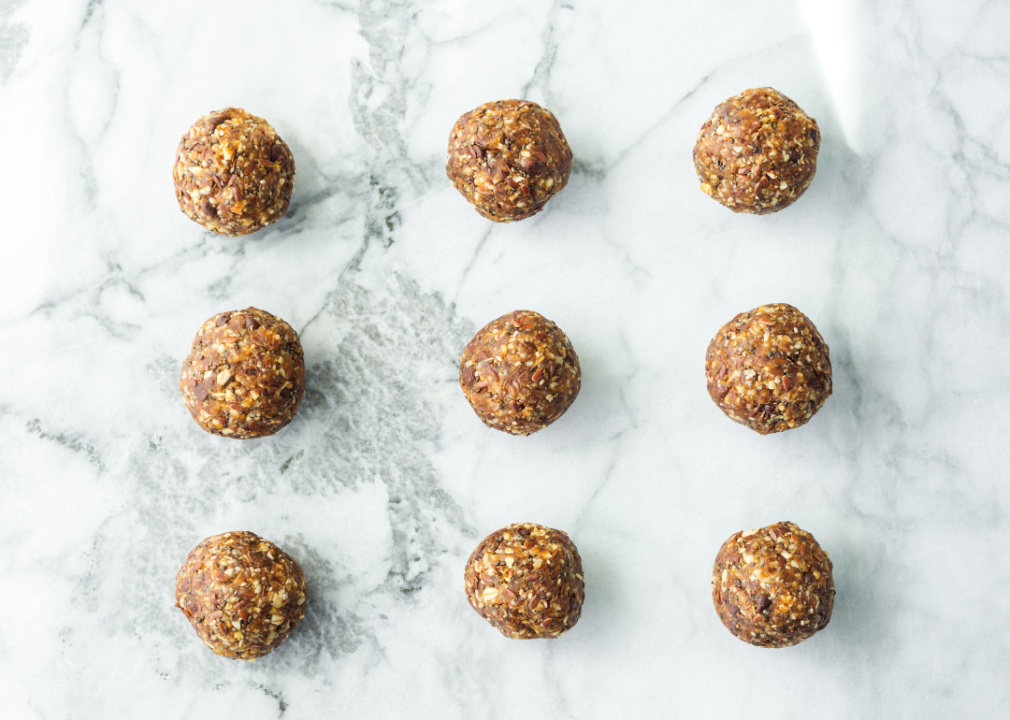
2;0;1009;717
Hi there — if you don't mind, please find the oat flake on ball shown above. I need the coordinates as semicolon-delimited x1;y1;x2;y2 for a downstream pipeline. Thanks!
705;303;831;434
173;107;295;235
693;87;820;214
459;310;581;436
465;523;585;639
712;521;834;648
175;531;307;660
179;307;305;439
446;99;572;222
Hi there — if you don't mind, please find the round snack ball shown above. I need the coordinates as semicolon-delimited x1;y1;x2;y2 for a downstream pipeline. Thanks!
693;87;820;214
175;531;308;660
180;307;305;439
465;523;585;639
173;107;295;236
712;521;834;648
459;310;581;436
446;99;572;222
705;303;831;434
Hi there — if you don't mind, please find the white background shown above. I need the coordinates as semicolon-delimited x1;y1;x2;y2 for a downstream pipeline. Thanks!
1;0;1008;717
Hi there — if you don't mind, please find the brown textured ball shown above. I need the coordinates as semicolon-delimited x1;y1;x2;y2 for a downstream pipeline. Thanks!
175;531;308;660
465;523;585;639
712;521;834;648
180;307;305;439
446;99;572;222
173;107;295;235
705;303;831;434
459;310;581;436
693;87;820;214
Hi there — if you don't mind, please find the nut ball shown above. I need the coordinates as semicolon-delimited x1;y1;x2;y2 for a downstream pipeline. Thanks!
459;310;581;436
465;523;585;639
175;531;308;660
694;87;820;214
712;521;834;648
173;107;295;235
705;303;831;434
446;99;572;222
180;307;306;439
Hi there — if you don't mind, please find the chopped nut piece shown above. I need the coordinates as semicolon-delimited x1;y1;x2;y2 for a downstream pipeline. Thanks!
465;523;584;639
179;308;305;439
173;108;295;235
705;303;831;434
712;522;834;648
693;88;820;214
459;310;580;436
446;100;572;222
175;531;307;660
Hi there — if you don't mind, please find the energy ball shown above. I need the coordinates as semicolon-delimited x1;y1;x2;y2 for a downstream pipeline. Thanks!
175;531;308;660
180;307;305;439
712;521;834;648
465;523;585;639
446;99;572;222
459;310;581;436
705;303;831;434
173;107;295;235
693;87;820;214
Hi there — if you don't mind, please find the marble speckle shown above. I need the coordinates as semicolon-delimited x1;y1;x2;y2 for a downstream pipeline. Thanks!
26;276;477;717
0;23;28;82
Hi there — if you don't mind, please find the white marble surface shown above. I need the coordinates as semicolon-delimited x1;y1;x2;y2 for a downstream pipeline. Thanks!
2;0;1009;717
